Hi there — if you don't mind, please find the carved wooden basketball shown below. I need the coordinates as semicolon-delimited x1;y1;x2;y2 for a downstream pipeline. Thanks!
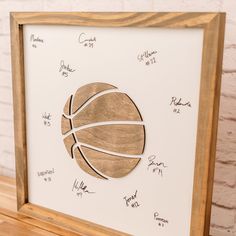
61;82;145;180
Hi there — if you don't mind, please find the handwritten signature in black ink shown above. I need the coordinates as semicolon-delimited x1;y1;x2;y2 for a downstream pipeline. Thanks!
137;50;157;66
42;112;51;126
72;179;95;198
30;34;44;48
37;168;54;183
78;33;96;48
147;155;167;176
42;112;51;120
30;34;44;43
137;50;157;62
170;97;191;107
154;212;169;227
123;190;140;208
59;60;75;77
170;97;191;114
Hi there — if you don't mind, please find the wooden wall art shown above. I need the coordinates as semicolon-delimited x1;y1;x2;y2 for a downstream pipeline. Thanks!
11;12;225;236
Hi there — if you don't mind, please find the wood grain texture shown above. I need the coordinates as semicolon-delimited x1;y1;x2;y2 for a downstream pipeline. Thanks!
62;82;144;180
74;147;106;179
0;176;67;235
190;13;226;236
63;95;72;116
76;124;145;155
81;146;140;178
0;176;215;235
72;92;143;128
0;176;111;236
20;203;130;236
0;214;57;236
61;115;71;135
10;12;217;28
63;134;76;157
10;12;225;236
0;176;16;212
10;13;28;211
72;82;116;114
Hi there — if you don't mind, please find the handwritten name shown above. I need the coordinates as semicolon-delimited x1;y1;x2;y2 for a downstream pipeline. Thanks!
170;97;191;114
42;112;51;126
30;34;44;43
137;50;157;66
147;155;167;176
42;112;51;120
154;212;169;227
37;168;55;182
170;97;191;107
30;34;44;48
38;168;54;177
137;50;157;62
72;179;95;198
79;33;96;48
59;60;75;78
123;190;140;208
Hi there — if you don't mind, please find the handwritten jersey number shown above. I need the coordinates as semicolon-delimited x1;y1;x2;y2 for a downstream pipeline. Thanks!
84;42;94;48
146;57;156;66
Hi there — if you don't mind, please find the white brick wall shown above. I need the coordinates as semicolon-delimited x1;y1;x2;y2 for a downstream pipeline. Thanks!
0;1;235;235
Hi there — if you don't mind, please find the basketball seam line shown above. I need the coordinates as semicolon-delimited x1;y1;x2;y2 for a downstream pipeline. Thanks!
80;144;141;160
62;84;145;179
74;145;107;180
69;92;108;180
81;145;142;178
69;94;73;116
61;114;72;135
62;121;145;137
63;88;119;120
72;86;117;115
70;133;77;159
142;125;146;155
78;142;143;159
125;93;143;121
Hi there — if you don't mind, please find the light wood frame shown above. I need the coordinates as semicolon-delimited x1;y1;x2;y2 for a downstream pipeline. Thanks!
11;12;225;236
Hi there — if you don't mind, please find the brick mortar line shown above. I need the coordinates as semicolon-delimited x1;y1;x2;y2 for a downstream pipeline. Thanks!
0;101;12;106
218;117;236;122
223;70;236;73
225;44;236;49
213;179;236;188
212;202;236;211
220;93;236;99
0;165;14;172
0;85;11;89
210;224;234;231
0;119;13;123
214;180;236;188
0;33;9;37
215;160;236;167
0;134;14;138
0;69;10;73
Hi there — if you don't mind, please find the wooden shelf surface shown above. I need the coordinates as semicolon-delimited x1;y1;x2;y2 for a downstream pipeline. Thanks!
0;175;212;236
0;175;77;236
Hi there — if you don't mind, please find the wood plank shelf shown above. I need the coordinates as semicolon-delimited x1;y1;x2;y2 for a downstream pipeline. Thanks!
0;175;212;236
0;176;80;236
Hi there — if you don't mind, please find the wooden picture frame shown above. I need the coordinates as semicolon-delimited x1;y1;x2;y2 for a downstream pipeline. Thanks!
11;12;225;236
